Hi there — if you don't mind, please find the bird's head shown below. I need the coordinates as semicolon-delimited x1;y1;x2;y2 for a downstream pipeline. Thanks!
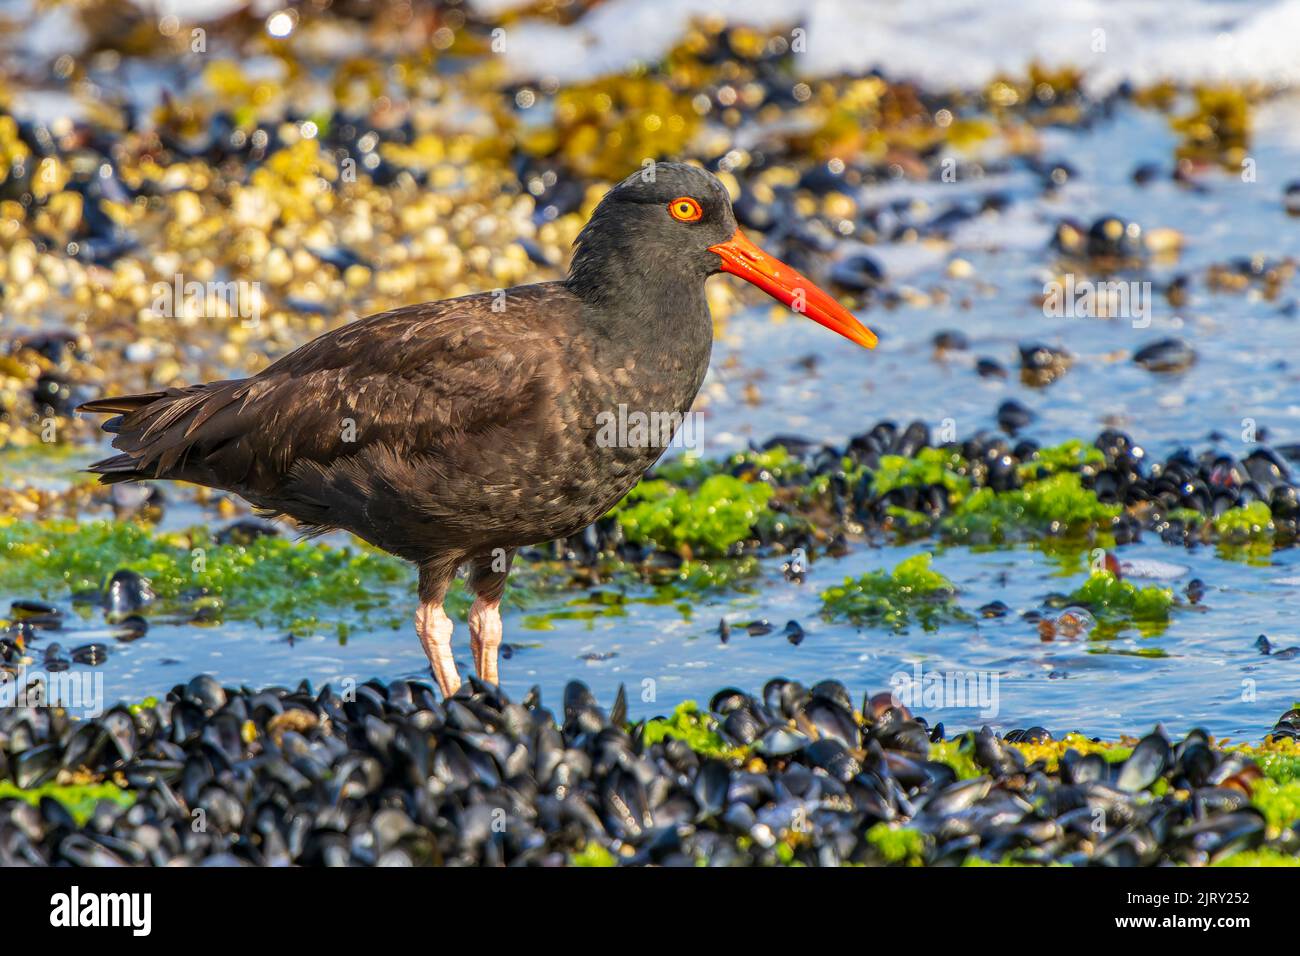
568;162;877;349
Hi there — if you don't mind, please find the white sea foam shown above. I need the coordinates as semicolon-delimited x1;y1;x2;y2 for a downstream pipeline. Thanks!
472;0;1300;91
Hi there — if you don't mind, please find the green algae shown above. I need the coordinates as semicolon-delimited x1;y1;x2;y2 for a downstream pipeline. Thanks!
650;452;716;486
1214;501;1275;538
1065;570;1174;630
820;553;966;631
649;446;808;487
0;516;411;630
1018;440;1105;480
569;842;618;867
865;822;926;865
930;732;1135;781
727;446;807;483
1035;537;1118;576
872;447;969;498
649;556;761;592
640;700;746;760
0;517;564;632
962;856;1066;867
609;474;773;556
128;695;160;714
519;558;761;631
1213;501;1276;564
0;780;135;826
1250;750;1300;785
624;439;1279;574
1006;734;1133;771
1213;848;1300;867
864;442;1115;541
885;506;933;531
521;587;632;631
628;438;1131;557
0;516;407;602
1249;778;1300;831
1085;646;1171;658
930;737;982;780
948;472;1120;540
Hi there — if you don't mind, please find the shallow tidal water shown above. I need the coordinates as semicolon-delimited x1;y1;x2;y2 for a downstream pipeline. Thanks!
6;96;1300;741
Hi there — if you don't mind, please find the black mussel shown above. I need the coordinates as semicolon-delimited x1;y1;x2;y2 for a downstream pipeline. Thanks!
933;330;969;352
70;643;109;666
1087;216;1143;259
1116;733;1170;793
762;678;809;718
709;687;752;716
1134;337;1196;373
693;759;730;820
215;518;280;546
103;570;156;620
721;708;765;746
1286;180;1300;217
802;697;859;749
1019;343;1071;387
781;620;805;645
892;421;930;458
996;399;1035;434
829;253;885;292
1132;162;1163;186
183;674;228;714
755;727;810;757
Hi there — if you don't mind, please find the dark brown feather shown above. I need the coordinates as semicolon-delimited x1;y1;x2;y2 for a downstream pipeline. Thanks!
81;279;713;568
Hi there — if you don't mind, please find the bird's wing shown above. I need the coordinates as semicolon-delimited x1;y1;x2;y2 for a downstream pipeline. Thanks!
85;283;578;497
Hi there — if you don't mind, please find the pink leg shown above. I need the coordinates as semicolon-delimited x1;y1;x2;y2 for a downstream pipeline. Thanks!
468;597;503;684
415;601;460;697
467;549;514;687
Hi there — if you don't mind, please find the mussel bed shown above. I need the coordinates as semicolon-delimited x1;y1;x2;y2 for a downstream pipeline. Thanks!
1;675;1296;866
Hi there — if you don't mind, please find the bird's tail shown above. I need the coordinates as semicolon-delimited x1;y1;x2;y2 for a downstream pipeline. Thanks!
78;382;243;484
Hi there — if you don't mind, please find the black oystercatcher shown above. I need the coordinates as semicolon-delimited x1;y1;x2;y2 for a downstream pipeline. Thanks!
80;163;877;696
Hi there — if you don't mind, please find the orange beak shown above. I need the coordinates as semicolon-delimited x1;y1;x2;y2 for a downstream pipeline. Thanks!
709;228;878;349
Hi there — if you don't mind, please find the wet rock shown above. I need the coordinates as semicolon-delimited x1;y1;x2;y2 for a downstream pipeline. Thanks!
1132;162;1163;186
996;400;1035;434
933;330;969;352
781;620;805;645
829;253;885;292
1019;342;1072;387
1285;181;1300;218
216;518;281;546
1134;338;1196;373
978;600;1009;618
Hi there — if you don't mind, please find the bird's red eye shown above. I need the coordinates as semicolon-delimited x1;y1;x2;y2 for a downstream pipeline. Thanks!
668;197;703;222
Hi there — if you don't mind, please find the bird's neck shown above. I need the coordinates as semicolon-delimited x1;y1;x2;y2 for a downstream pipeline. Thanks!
566;257;713;361
566;261;714;418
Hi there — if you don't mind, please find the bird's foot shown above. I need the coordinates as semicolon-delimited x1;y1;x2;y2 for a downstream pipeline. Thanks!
468;596;503;685
415;601;460;697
